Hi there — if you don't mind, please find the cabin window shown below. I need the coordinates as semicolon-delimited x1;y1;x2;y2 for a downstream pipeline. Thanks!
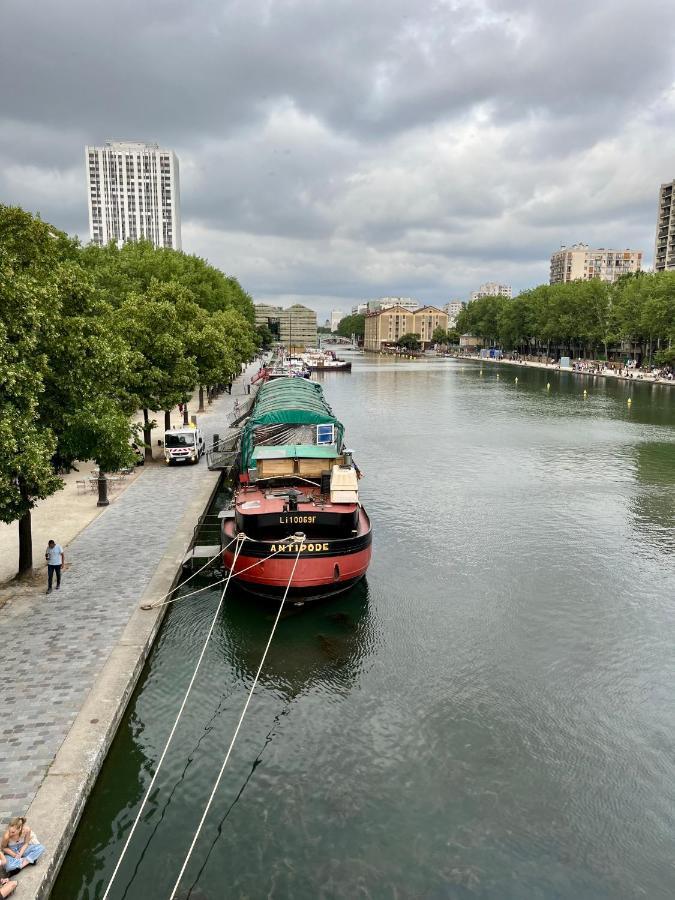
316;423;335;445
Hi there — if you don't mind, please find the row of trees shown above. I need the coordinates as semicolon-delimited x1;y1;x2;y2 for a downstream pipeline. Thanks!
0;205;258;576
337;314;366;339
455;275;675;363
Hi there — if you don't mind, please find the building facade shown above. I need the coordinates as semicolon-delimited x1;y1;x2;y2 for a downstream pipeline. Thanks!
654;181;675;271
364;305;448;351
330;309;345;332
444;300;466;326
549;243;643;284
86;140;181;249
470;282;511;302
254;303;317;350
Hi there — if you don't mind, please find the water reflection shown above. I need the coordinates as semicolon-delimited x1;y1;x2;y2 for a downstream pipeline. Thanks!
629;442;675;554
222;578;374;699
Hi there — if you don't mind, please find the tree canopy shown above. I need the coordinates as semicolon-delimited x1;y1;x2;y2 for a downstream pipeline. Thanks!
337;314;366;338
0;205;258;574
456;274;675;361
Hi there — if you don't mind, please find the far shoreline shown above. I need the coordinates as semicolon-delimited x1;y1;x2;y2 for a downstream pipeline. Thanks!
451;354;674;387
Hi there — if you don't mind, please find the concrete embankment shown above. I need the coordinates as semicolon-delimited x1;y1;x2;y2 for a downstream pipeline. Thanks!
1;368;258;900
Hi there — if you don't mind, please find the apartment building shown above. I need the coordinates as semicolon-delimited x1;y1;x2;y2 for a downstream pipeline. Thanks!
364;305;448;351
86;140;181;249
254;303;317;350
654;181;675;270
443;300;466;326
549;243;642;284
470;282;511;302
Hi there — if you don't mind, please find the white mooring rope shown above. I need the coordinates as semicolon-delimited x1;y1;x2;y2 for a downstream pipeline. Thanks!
101;536;247;900
140;538;237;610
167;541;304;900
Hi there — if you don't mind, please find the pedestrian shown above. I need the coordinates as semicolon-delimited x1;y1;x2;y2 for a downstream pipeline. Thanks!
1;817;45;874
247;383;251;394
45;539;64;594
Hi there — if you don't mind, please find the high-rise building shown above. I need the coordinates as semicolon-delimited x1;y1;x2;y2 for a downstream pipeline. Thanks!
86;140;181;249
254;304;317;350
330;309;345;332
443;300;466;326
549;243;642;284
654;181;675;270
470;282;512;302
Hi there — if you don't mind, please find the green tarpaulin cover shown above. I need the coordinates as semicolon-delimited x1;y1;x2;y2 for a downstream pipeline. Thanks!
241;378;344;470
252;444;339;460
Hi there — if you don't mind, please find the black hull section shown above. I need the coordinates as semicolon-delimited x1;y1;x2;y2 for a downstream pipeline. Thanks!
234;574;365;604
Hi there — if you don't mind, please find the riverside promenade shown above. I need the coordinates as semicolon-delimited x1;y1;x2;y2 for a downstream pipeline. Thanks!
0;364;258;899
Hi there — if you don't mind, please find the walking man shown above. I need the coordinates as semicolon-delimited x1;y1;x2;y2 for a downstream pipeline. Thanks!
45;539;64;594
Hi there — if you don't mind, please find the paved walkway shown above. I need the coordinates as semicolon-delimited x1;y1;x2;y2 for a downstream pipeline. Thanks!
0;364;259;825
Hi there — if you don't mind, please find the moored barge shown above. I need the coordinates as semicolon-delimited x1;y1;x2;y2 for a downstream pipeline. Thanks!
222;378;371;601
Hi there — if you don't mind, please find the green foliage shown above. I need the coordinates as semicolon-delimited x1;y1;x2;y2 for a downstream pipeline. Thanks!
0;247;63;526
256;323;275;349
456;275;675;357
397;332;421;350
0;204;258;573
337;314;366;338
81;239;254;321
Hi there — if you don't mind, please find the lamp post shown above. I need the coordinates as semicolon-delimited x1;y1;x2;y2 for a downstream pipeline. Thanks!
97;471;110;507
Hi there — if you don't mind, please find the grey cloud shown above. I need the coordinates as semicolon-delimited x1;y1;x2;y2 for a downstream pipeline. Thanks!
1;0;674;318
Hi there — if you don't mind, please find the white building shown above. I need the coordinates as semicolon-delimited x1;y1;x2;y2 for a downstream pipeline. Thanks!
549;244;643;284
86;140;181;249
470;282;511;302
330;309;345;332
443;300;466;326
351;302;369;315
378;297;420;311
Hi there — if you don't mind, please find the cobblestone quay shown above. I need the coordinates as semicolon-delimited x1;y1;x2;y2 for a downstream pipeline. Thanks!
0;365;258;897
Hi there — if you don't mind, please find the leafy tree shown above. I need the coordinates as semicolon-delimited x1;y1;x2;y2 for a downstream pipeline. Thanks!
0;234;63;574
432;326;448;344
256;323;274;349
397;332;420;350
337;314;366;339
117;286;198;459
81;239;254;321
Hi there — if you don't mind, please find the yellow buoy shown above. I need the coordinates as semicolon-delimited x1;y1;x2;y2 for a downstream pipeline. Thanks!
480;369;483;375
627;397;632;406
515;377;518;384
546;382;550;390
583;389;587;396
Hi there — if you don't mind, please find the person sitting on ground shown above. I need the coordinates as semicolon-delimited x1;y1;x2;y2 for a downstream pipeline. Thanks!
0;876;18;898
1;817;45;873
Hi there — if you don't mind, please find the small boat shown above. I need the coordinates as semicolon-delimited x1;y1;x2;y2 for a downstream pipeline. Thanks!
302;350;352;372
222;377;371;602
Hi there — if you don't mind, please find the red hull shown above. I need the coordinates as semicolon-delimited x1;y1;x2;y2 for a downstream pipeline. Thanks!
224;544;371;590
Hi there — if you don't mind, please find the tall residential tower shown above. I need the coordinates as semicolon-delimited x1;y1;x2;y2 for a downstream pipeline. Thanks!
654;180;675;271
85;140;181;249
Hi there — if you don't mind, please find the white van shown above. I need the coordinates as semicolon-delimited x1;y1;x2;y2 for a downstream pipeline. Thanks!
164;426;205;465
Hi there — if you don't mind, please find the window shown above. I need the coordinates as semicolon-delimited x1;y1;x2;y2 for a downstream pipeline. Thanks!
316;423;335;445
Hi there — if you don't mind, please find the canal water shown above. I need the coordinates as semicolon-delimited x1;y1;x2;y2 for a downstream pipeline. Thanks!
53;359;675;900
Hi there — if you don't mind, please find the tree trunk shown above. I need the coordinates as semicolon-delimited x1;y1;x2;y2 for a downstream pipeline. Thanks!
183;402;189;426
164;409;171;432
143;408;153;462
18;507;33;577
198;385;205;412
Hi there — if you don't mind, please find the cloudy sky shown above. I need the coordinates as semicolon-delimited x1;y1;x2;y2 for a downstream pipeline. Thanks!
2;0;675;320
